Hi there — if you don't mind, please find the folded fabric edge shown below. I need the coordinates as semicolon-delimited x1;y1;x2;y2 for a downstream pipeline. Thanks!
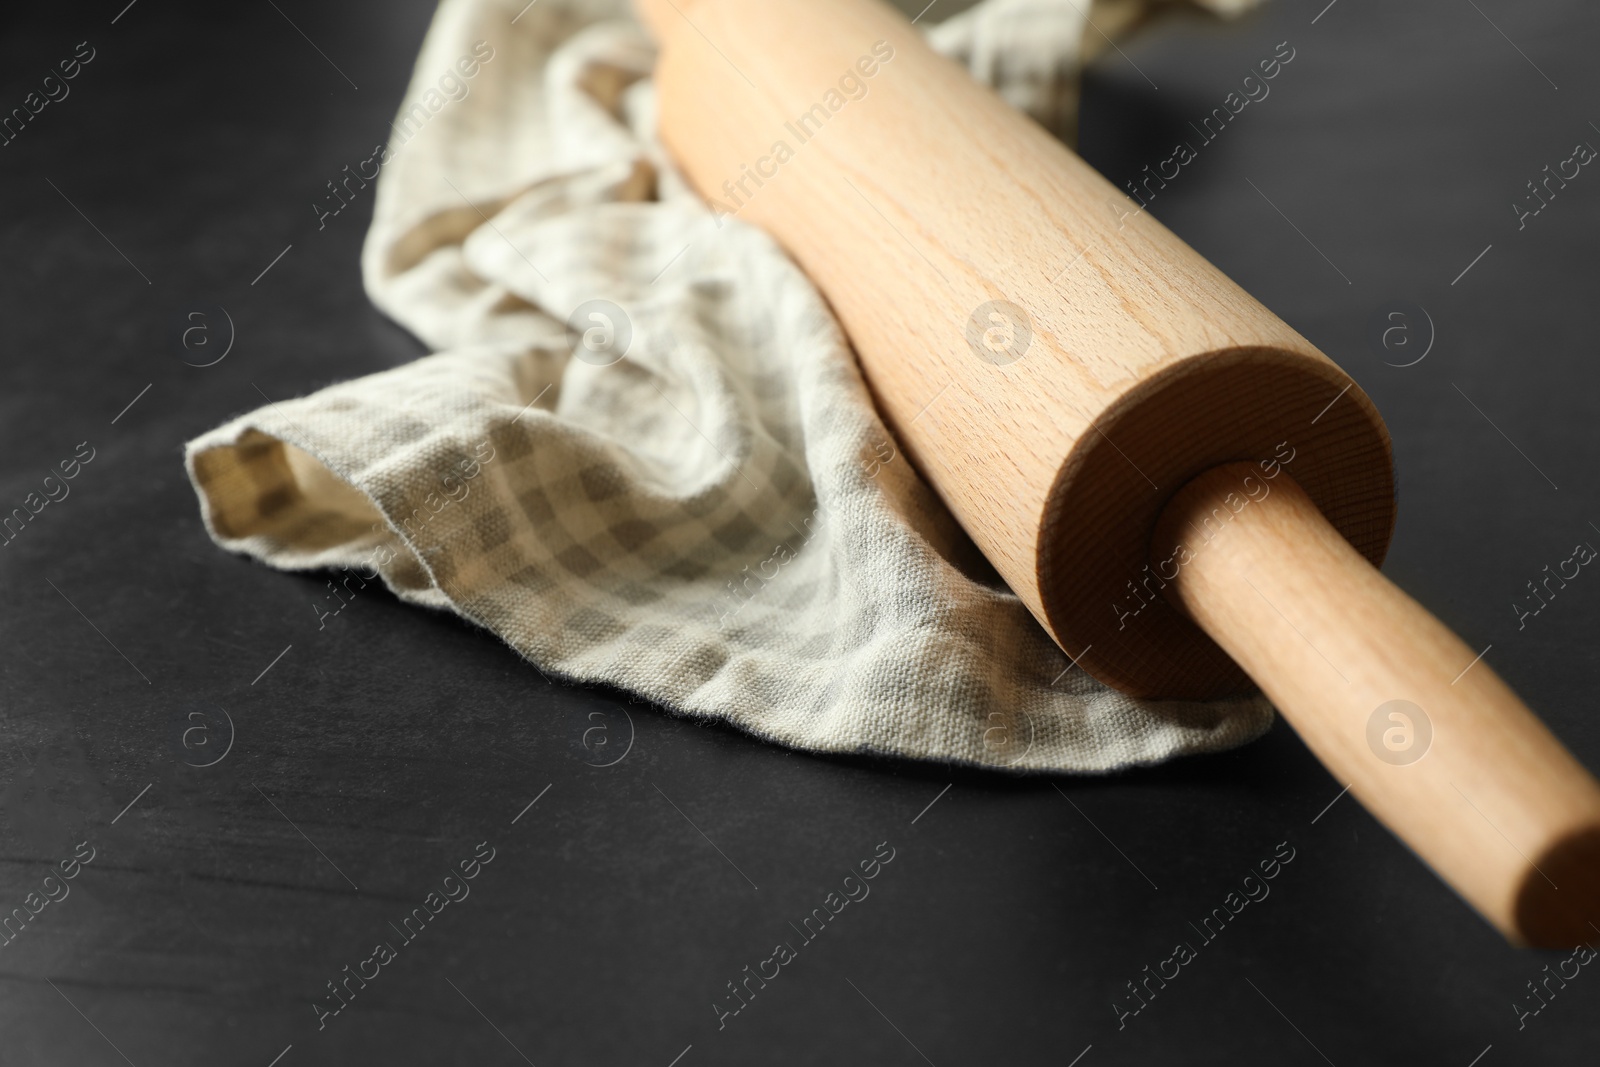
182;414;1276;777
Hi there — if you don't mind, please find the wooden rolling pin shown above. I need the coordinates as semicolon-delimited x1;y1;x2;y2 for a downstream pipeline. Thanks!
635;0;1600;946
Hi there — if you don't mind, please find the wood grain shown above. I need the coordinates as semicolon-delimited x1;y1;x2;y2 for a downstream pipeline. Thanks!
638;0;1600;943
639;0;1394;697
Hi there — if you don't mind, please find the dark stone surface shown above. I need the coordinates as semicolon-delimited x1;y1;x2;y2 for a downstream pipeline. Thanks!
2;0;1596;1063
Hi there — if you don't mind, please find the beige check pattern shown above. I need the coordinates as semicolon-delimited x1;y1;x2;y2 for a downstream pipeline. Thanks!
185;0;1272;771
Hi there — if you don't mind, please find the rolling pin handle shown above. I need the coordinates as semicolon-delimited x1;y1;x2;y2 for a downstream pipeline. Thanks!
1154;463;1600;947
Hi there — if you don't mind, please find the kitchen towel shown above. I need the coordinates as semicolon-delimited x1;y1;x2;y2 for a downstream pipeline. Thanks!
185;0;1273;772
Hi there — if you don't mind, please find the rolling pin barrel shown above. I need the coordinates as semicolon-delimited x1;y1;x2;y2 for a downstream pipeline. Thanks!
638;0;1600;944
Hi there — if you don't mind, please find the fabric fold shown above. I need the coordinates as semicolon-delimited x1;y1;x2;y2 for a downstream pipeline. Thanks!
186;0;1273;772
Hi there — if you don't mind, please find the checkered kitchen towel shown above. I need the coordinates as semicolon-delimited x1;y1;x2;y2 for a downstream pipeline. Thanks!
185;0;1272;772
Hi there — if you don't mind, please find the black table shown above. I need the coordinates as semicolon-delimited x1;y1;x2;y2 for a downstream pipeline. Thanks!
3;0;1598;1063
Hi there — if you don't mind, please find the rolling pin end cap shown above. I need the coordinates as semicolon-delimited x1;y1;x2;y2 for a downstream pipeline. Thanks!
1513;826;1600;948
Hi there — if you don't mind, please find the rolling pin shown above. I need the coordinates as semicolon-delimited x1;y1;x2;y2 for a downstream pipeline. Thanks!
635;0;1600;946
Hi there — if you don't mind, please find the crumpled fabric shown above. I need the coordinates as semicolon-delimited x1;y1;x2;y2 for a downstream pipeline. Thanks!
185;0;1273;772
